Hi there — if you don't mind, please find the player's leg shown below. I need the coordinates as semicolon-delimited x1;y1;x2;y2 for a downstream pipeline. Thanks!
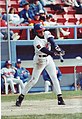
16;63;46;106
45;56;65;105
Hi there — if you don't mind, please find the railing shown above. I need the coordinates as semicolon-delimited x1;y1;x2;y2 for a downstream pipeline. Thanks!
0;25;82;40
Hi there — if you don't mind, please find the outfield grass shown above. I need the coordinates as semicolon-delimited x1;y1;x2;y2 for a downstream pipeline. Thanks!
1;90;82;102
1;90;82;119
1;113;82;119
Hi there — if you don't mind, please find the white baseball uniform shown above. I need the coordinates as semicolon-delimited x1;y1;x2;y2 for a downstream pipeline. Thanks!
22;30;62;95
1;67;24;93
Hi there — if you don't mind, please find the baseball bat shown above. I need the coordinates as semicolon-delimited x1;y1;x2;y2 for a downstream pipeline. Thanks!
60;54;64;62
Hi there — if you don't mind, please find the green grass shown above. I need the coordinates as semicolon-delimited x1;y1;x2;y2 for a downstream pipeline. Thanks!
1;113;82;119
1;90;82;119
1;90;82;102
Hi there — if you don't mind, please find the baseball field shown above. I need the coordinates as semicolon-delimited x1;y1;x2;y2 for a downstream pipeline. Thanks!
1;90;82;119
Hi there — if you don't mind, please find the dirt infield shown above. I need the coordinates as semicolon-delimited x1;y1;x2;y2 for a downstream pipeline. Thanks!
1;98;82;116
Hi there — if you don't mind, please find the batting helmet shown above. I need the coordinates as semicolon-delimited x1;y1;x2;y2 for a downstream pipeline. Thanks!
34;23;45;32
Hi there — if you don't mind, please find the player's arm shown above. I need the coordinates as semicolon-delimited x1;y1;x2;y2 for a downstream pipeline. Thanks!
47;37;61;53
39;40;62;56
40;47;54;56
47;37;65;56
44;31;62;54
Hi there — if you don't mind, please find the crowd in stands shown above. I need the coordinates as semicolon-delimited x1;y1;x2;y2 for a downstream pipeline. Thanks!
0;0;82;40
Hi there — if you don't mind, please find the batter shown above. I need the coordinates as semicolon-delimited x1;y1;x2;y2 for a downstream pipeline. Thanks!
16;23;65;106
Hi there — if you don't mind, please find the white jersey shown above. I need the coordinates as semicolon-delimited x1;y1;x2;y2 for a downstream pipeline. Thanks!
34;31;54;56
9;14;20;22
1;67;15;78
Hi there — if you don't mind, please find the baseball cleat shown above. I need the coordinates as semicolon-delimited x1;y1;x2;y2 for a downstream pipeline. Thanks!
58;96;65;105
58;100;65;105
16;94;24;107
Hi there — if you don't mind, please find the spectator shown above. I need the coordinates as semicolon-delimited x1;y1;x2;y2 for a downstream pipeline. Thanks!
62;0;74;6
19;0;28;7
43;14;70;39
40;0;65;14
0;13;12;40
33;0;46;14
74;0;82;14
42;67;62;92
29;12;42;39
19;1;35;23
8;7;24;25
1;60;24;94
15;59;30;84
3;7;24;25
39;0;54;6
29;12;41;25
0;13;20;41
62;0;82;8
39;10;46;21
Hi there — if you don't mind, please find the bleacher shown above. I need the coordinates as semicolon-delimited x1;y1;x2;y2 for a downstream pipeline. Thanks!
0;0;82;40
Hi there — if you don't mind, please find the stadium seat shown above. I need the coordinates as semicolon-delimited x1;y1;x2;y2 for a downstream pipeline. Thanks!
68;18;77;24
0;0;6;10
44;6;55;14
0;0;6;5
64;14;75;21
57;18;66;24
47;10;55;14
44;7;51;12
53;14;63;21
75;14;82;21
8;0;19;10
79;18;82;24
67;10;76;14
64;7;76;14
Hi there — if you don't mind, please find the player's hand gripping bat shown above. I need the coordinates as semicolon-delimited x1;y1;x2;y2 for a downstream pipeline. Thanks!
54;45;65;62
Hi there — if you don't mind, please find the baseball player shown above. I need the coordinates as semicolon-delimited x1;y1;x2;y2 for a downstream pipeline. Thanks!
16;23;65;106
1;60;24;94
